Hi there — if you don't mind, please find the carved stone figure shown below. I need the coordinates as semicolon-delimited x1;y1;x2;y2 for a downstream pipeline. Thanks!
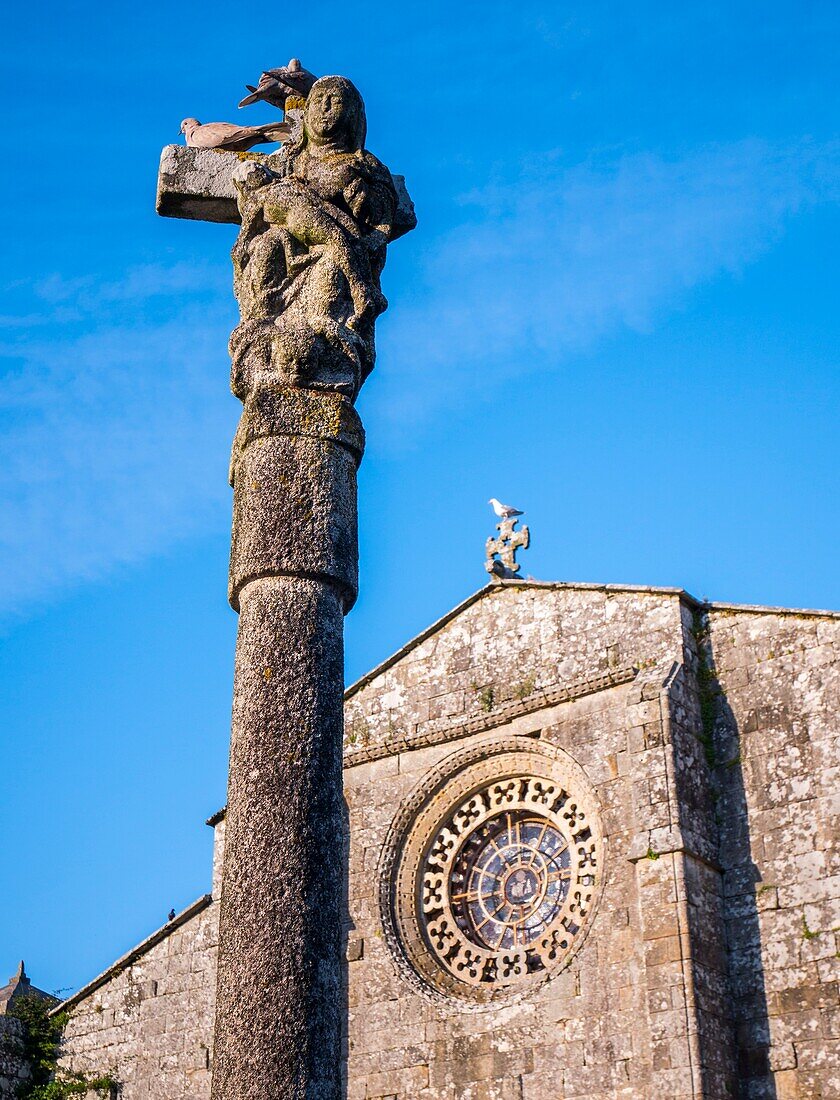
229;76;398;402
156;68;415;1100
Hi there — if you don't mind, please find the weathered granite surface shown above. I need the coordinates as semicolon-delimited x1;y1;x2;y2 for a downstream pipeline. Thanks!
703;609;840;1100
226;77;404;402
342;583;723;1099
56;583;839;1099
156;145;416;236
0;1017;30;1097
59;899;217;1098
213;576;347;1100
211;389;362;1100
226;389;364;611
163;72;416;1100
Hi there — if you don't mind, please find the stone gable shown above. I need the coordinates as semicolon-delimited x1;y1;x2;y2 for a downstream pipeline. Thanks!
53;581;839;1099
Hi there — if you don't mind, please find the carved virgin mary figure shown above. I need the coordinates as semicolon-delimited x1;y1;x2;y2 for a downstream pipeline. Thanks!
230;76;398;402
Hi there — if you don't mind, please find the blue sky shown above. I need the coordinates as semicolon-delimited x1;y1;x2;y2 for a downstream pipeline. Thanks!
1;2;838;995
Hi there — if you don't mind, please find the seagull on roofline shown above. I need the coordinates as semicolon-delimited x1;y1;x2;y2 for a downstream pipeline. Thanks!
489;498;524;520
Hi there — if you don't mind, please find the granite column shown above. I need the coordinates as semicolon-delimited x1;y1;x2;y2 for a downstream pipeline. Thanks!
210;388;364;1100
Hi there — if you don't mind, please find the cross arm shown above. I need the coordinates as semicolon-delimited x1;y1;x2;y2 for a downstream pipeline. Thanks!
155;144;417;238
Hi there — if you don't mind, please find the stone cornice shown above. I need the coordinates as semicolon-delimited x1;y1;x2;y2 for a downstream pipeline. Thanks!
343;665;638;768
207;665;639;825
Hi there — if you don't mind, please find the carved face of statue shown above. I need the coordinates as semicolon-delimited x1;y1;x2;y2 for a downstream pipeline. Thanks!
303;76;366;153
308;84;346;140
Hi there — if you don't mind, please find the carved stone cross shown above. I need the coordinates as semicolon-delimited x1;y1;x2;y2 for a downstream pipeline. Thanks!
157;77;415;1100
157;144;416;232
486;517;530;579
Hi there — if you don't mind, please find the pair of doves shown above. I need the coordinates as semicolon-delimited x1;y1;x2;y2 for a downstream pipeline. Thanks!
181;58;317;152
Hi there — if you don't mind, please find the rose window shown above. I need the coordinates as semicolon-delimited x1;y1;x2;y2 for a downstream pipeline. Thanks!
448;811;572;952
381;741;603;1002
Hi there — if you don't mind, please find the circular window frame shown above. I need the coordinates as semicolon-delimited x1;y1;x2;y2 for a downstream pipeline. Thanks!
378;735;606;1005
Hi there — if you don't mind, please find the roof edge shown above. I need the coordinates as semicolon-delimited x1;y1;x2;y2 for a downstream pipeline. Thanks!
52;894;213;1016
704;600;840;620
344;580;839;700
344;580;700;699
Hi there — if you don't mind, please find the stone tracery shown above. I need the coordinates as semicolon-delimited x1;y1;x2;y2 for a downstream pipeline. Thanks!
420;778;598;988
380;739;603;1002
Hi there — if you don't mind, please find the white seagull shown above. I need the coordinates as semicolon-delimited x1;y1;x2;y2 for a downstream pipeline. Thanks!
489;497;524;520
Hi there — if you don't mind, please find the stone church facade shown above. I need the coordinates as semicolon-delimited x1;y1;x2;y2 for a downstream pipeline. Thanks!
26;580;839;1097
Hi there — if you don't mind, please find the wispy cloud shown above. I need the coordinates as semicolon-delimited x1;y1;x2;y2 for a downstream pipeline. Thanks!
0;262;237;619
373;138;840;424
1;139;837;616
33;262;230;311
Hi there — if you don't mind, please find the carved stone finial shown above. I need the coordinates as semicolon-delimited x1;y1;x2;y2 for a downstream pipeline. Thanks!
485;517;530;579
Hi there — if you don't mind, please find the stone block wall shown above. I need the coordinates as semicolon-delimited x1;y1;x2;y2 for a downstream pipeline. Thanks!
705;607;840;1100
344;690;667;1099
0;1016;30;1097
341;585;730;1099
58;897;216;1100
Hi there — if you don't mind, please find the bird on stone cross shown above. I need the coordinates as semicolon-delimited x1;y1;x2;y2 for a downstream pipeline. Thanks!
489;498;525;520
180;118;291;152
238;58;318;110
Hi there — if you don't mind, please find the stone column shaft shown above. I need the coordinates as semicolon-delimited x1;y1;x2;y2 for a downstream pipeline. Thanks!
211;388;364;1100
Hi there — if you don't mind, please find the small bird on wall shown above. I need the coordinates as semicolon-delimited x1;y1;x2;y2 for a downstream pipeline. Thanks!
180;118;291;152
489;497;525;520
238;58;318;110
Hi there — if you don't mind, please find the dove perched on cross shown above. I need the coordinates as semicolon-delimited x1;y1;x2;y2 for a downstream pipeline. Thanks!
489;498;524;520
180;118;291;152
238;58;318;110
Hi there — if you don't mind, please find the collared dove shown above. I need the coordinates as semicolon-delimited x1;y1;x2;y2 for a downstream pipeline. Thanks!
180;118;291;152
489;498;524;519
238;58;318;110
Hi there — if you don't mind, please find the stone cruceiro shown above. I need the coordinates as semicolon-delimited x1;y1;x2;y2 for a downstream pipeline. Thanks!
156;69;415;1100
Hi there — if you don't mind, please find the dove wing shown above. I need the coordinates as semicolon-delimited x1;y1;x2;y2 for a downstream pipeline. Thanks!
238;63;317;109
190;122;265;150
258;71;285;90
186;122;240;148
261;121;292;141
238;90;263;108
284;66;317;94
